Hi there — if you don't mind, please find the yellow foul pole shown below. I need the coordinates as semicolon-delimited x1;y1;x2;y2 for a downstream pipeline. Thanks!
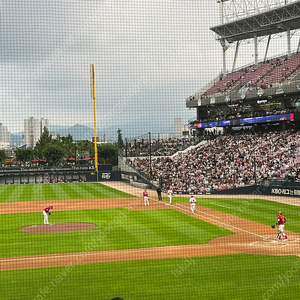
91;64;98;180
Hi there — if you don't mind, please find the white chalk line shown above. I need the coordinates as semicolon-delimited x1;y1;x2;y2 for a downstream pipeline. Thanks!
173;202;221;219
3;198;295;264
153;198;300;246
250;239;300;248
291;238;300;243
154;199;266;239
168;200;300;248
250;236;272;246
249;241;260;246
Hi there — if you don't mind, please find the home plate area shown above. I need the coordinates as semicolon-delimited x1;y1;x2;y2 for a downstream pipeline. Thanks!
249;237;300;248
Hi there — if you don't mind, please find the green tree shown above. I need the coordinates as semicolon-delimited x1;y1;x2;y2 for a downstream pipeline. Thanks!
97;143;118;165
14;148;34;163
61;134;76;158
0;150;6;164
76;140;93;154
34;127;52;157
43;144;65;165
117;128;125;149
74;140;94;163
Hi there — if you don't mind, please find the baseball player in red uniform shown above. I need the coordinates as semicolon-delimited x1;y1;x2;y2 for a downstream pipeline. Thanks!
276;211;287;240
189;195;196;213
43;206;53;225
143;189;149;206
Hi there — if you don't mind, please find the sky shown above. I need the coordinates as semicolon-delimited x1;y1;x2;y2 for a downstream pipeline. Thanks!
1;0;299;139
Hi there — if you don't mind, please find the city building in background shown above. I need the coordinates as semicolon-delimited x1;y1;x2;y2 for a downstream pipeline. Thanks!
24;117;49;148
174;118;183;138
0;123;11;147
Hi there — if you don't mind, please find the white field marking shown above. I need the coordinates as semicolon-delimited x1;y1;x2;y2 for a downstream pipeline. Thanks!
174;203;221;219
210;203;233;209
281;244;288;248
152;197;266;239
170;201;266;238
249;241;261;246
151;197;221;219
0;244;213;263
32;225;37;227
290;238;300;243
249;236;272;246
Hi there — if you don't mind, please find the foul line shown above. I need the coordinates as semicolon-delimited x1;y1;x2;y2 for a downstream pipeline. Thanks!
151;198;266;239
174;202;221;219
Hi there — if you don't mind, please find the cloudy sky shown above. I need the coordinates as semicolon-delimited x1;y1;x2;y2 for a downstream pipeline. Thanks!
1;0;299;139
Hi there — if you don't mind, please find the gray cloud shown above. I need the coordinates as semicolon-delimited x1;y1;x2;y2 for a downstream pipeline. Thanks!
1;0;298;134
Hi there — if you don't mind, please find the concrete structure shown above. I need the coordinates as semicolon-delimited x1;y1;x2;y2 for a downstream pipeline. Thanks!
174;118;183;138
186;1;300;135
0;123;11;145
24;117;49;148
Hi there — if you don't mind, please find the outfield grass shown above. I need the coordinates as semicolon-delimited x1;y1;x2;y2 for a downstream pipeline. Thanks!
2;254;300;300
0;183;133;203
0;209;233;257
170;196;300;234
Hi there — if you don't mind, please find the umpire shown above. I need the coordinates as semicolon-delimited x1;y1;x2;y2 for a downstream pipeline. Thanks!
157;187;162;201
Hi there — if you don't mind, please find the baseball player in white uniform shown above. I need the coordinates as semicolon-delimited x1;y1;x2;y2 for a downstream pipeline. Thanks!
167;188;173;204
189;195;196;213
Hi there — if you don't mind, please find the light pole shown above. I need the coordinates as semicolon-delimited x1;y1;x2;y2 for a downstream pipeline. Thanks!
149;132;152;179
125;138;128;160
254;154;257;185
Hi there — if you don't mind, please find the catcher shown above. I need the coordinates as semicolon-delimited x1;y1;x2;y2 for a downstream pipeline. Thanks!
271;211;287;240
43;206;53;225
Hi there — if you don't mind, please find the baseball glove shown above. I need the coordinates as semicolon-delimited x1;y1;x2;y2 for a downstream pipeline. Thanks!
271;225;276;229
48;212;51;216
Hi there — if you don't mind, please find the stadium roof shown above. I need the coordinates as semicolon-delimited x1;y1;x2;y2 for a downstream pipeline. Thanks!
211;1;300;43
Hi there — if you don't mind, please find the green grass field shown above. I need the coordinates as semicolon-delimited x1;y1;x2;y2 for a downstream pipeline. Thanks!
2;183;300;299
2;254;300;300
0;209;233;257
170;196;300;234
0;183;132;202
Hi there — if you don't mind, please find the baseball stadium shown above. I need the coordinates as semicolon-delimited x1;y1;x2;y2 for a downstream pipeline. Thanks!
2;1;300;300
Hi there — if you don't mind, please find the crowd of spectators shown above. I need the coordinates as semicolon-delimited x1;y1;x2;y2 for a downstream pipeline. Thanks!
123;137;198;157
128;130;300;194
188;53;300;100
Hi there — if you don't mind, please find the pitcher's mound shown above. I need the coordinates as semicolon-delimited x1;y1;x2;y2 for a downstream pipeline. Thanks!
19;223;96;234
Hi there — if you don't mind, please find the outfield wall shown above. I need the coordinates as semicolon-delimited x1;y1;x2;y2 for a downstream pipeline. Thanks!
213;185;300;198
0;165;121;184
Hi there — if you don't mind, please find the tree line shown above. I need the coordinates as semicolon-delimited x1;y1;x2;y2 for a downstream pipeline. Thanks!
0;128;125;167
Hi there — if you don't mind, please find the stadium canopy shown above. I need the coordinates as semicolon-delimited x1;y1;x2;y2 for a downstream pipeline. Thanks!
185;0;300;129
211;1;300;43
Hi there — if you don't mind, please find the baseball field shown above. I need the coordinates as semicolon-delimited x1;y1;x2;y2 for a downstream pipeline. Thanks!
1;182;300;300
